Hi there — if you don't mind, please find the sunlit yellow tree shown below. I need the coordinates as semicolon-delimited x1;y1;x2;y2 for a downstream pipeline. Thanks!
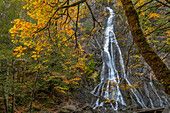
9;0;102;111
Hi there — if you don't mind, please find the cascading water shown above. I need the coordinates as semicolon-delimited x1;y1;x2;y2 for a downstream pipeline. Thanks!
91;7;169;111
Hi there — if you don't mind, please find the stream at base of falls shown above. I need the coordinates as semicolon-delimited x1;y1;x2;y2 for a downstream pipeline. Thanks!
90;7;169;111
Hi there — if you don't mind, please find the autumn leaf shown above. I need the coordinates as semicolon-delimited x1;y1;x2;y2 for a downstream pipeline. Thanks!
13;52;17;56
16;54;21;57
149;13;159;18
31;55;37;58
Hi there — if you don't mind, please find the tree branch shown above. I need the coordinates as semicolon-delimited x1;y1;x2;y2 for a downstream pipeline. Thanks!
156;0;170;8
34;0;86;34
137;0;154;10
85;1;102;28
145;20;169;37
75;4;80;48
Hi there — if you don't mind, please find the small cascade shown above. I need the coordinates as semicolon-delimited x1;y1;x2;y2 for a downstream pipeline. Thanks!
91;7;169;111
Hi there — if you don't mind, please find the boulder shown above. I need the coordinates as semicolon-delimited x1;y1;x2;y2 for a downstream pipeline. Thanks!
57;104;77;113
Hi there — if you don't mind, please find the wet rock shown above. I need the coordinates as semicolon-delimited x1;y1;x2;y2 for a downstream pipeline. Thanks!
63;104;76;111
59;104;77;113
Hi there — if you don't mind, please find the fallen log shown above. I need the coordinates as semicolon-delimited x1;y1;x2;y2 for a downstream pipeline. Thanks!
136;107;167;113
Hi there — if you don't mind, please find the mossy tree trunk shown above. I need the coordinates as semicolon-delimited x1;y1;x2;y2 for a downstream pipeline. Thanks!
120;0;170;94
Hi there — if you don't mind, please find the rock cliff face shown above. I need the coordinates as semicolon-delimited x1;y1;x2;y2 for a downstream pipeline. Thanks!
71;1;169;112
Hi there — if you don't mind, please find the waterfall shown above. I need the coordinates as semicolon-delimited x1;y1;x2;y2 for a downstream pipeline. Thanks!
91;7;169;111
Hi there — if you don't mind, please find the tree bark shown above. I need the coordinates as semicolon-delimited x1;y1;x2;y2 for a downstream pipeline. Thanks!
5;59;9;113
120;0;170;94
29;62;39;113
12;59;16;113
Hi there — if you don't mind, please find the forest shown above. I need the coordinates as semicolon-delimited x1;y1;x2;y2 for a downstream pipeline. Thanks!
0;0;169;112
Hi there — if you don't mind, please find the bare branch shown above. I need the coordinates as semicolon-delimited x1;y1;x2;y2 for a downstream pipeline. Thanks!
145;20;169;37
63;1;69;25
157;43;167;52
61;0;86;9
34;0;86;34
85;1;102;28
34;1;67;34
156;0;170;8
165;0;170;4
61;33;75;45
75;4;80;47
137;0;154;10
141;4;161;13
162;53;169;60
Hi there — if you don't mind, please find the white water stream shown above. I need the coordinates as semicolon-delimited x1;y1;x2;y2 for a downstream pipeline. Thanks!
91;7;169;110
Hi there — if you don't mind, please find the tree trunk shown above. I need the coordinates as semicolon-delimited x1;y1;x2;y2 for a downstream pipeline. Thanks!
5;59;9;113
29;64;39;113
120;0;170;94
1;60;8;113
12;59;16;113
